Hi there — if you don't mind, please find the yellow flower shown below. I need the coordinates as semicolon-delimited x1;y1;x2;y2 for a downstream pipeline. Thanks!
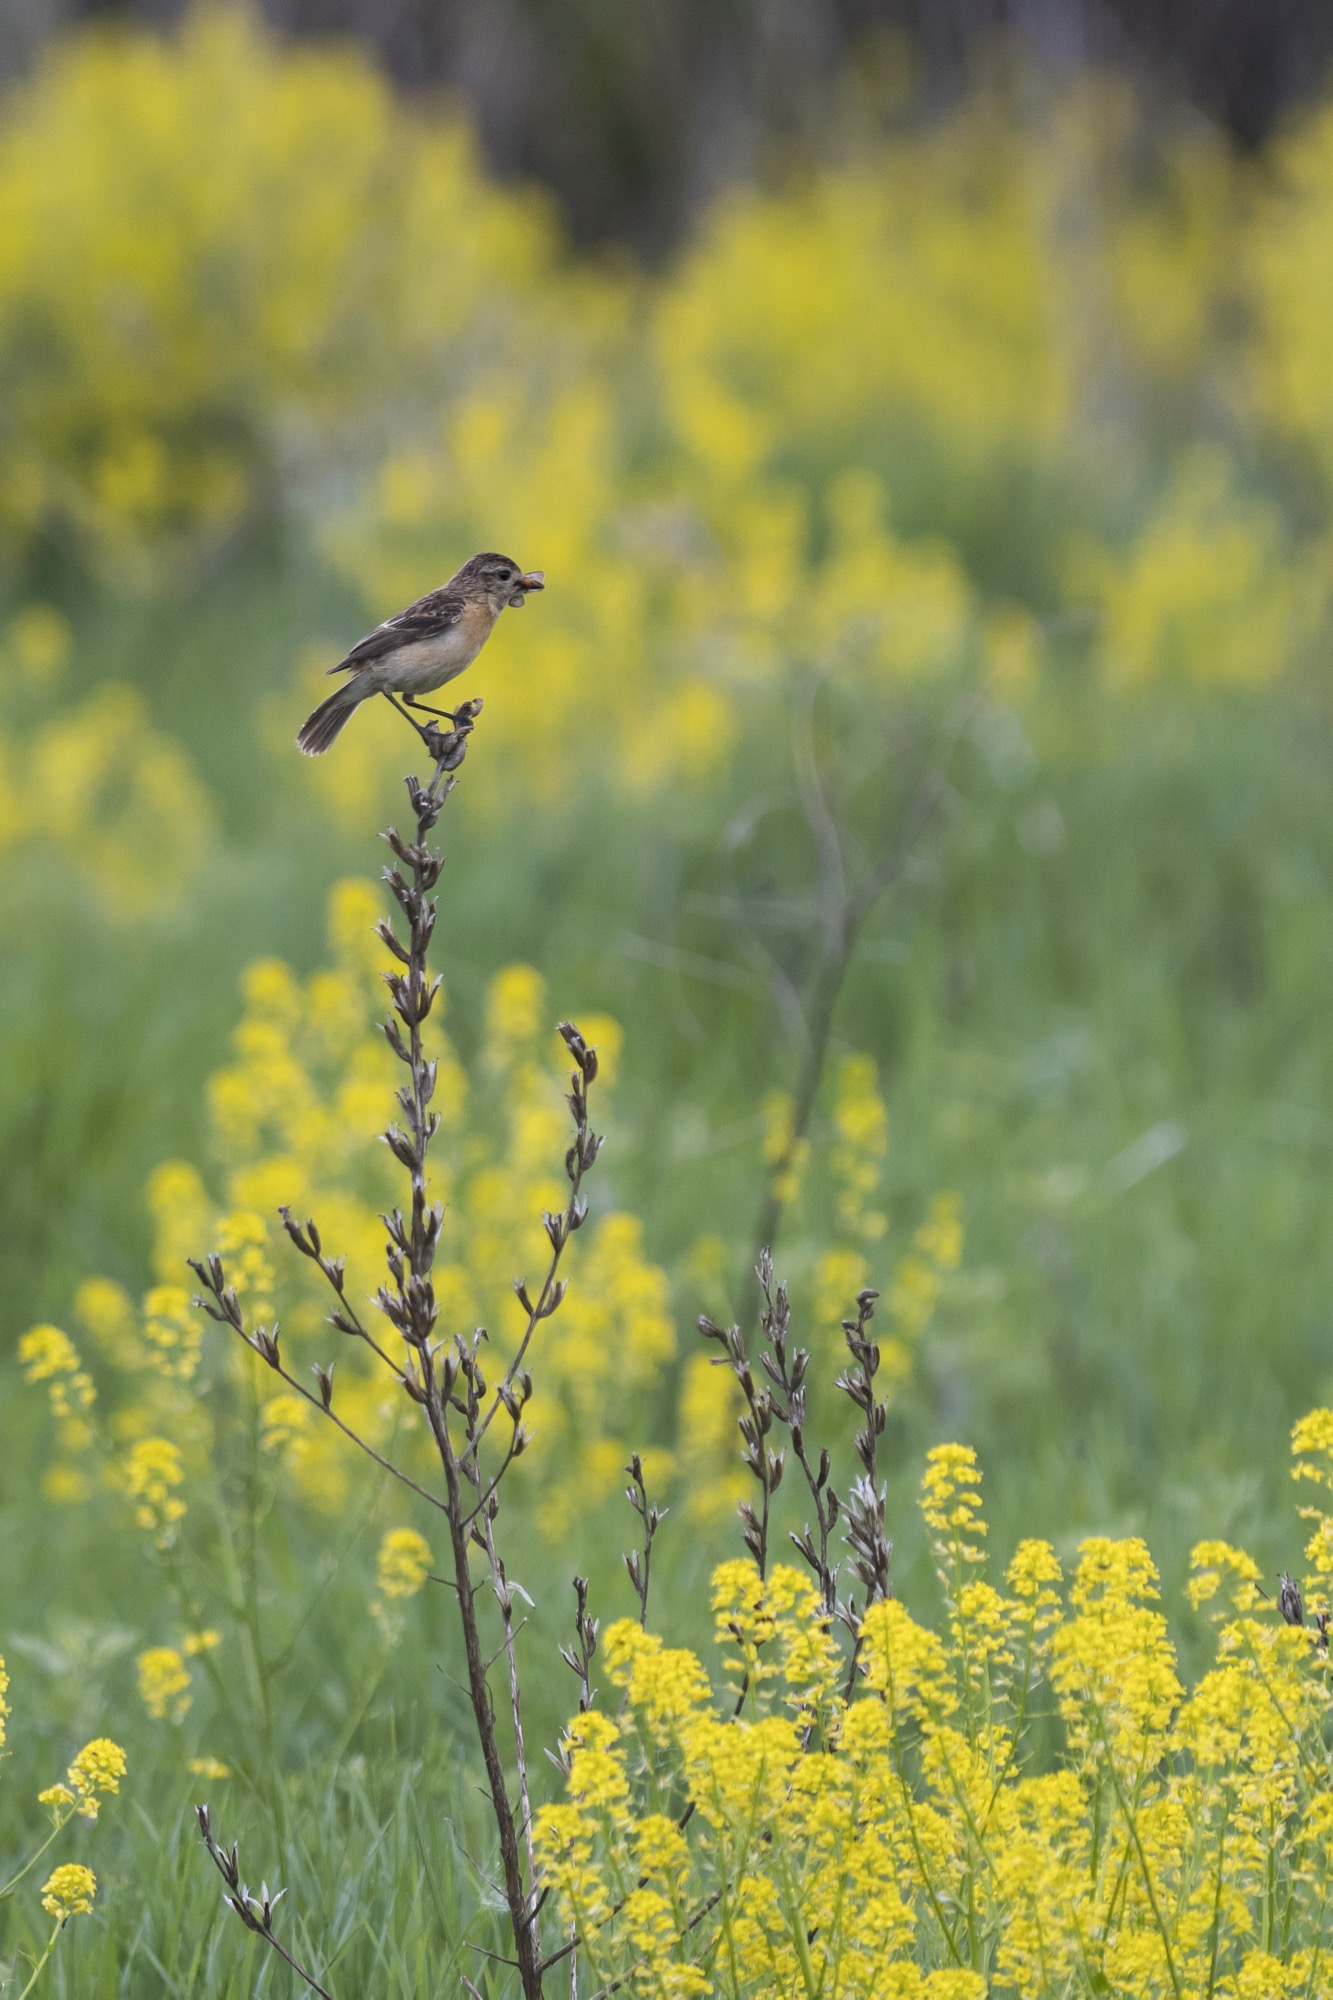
138;1647;192;1723
187;1756;232;1781
814;1246;870;1336
920;1441;987;1593
18;1323;96;1419
217;1211;275;1320
915;1191;964;1273
143;1284;201;1382
260;1393;309;1455
562;1709;631;1820
124;1436;186;1545
1292;1407;1333;1483
831;1052;888;1239
67;1737;127;1817
1187;1538;1264;1614
761;1089;809;1205
27;687;213;917
375;1526;433;1601
485;963;547;1058
1084;449;1319;690
41;1863;96;1922
74;1276;139;1365
603;1621;712;1742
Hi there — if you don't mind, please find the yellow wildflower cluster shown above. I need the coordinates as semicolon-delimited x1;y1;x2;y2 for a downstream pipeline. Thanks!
25;876;675;1559
321;66;1333;824
810;1055;962;1367
830;1054;888;1240
0;657;215;918
371;1524;435;1638
123;1436;186;1547
539;1416;1333;1997
137;1647;193;1723
187;1755;232;1782
0;7;576;571
0;1688;126;1953
18;1323;95;1421
375;1526;433;1603
52;1737;126;1823
0;16;1329;925
40;1863;97;1923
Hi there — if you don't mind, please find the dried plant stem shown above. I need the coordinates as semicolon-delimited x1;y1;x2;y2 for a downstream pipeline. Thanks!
698;1308;783;1581
434;1410;542;1993
186;1294;447;1517
481;1504;539;1894
559;1576;599;1714
753;1250;840;1620
623;1453;665;1628
196;1807;335;2000
191;703;606;2000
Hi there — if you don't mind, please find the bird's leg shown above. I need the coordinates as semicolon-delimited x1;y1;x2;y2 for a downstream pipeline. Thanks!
404;695;459;724
382;690;435;745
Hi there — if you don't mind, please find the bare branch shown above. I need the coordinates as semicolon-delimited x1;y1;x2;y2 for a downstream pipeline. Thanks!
559;1576;599;1715
623;1454;666;1629
196;1806;336;2000
697;1306;783;1584
188;1261;447;1515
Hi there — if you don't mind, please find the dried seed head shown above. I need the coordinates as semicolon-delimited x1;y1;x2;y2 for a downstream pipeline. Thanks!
1279;1572;1305;1627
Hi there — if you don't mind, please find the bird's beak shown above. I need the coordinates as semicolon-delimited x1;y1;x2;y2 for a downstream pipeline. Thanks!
509;570;545;609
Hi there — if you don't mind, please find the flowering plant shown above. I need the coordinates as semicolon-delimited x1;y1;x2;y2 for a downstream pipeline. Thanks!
536;1383;1333;1999
0;1658;125;1997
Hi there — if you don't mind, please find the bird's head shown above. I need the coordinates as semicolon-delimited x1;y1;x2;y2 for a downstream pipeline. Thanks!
455;552;546;612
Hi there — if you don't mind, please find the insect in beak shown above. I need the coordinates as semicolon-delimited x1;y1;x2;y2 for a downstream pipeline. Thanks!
509;570;545;609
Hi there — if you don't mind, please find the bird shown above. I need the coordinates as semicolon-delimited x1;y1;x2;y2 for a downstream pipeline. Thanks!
296;552;545;755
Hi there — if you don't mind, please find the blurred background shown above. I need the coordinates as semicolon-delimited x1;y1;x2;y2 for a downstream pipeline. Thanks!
3;0;1333;1986
7;0;1333;246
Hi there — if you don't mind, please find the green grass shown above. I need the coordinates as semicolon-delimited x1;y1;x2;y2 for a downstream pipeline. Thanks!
3;547;1333;1987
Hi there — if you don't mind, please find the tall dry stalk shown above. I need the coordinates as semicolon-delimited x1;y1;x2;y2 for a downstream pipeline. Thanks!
191;701;601;1999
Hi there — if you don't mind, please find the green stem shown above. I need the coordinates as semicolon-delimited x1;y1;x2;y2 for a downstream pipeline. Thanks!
0;1817;73;1903
1097;1731;1184;2000
16;1920;62;2000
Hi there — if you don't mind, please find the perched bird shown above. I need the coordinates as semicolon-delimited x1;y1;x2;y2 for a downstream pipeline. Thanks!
297;551;545;755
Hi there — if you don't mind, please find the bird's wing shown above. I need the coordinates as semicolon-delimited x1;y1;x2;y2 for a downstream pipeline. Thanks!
327;587;468;674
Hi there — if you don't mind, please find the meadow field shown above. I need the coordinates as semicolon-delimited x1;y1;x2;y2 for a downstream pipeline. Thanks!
4;10;1333;1993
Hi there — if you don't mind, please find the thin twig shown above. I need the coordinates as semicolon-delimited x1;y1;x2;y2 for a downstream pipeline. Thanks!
559;1576;599;1714
697;1310;783;1582
196;1806;336;2000
187;1275;447;1516
623;1453;666;1628
752;1250;841;1621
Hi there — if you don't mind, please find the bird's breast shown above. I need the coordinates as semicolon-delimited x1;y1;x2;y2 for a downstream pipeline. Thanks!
378;607;496;694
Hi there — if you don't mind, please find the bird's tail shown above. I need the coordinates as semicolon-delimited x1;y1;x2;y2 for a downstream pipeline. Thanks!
297;678;368;755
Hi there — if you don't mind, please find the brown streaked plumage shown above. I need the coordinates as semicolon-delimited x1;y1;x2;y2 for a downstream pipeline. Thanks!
297;551;545;755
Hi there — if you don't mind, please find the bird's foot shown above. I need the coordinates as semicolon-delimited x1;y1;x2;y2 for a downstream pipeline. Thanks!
421;698;483;771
